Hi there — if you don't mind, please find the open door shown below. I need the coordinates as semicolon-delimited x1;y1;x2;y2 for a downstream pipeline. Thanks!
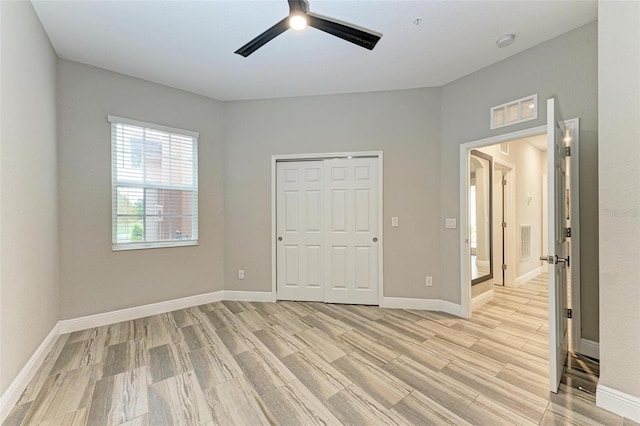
543;98;571;393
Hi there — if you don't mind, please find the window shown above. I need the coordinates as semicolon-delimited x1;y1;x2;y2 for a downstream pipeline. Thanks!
109;115;198;250
490;94;538;130
499;142;510;156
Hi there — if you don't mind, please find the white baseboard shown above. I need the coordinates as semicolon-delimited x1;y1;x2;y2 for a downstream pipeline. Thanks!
2;288;276;421
472;288;495;311
381;297;465;318
0;322;60;423
439;300;466;317
4;289;469;422
596;384;640;423
578;338;600;360
515;266;542;285
58;290;225;334
224;291;275;303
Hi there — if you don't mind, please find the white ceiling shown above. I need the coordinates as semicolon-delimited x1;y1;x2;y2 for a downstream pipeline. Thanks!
511;134;547;151
32;0;597;101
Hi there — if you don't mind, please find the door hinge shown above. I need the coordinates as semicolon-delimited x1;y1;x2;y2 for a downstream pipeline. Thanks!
564;227;571;238
565;146;571;157
502;222;507;228
567;308;572;319
502;179;507;186
502;264;507;271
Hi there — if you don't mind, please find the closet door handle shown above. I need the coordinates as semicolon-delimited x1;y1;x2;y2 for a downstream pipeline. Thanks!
373;237;378;242
278;236;283;241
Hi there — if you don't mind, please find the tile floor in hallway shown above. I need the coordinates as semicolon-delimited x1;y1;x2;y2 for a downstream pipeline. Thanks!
4;274;636;425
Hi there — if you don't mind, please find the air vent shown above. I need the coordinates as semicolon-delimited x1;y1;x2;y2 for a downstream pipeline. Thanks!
499;143;510;156
490;94;538;130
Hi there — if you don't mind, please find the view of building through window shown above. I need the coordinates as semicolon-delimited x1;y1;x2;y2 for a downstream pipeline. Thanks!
111;118;198;249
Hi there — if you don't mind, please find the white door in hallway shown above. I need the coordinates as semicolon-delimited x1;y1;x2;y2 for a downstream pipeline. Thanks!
276;161;324;302
545;98;570;393
324;158;379;305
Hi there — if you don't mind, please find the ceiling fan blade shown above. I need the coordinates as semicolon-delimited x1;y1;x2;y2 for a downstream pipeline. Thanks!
287;0;307;14
307;14;381;51
235;17;290;57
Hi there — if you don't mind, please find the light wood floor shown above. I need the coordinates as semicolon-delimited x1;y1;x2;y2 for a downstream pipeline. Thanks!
4;276;635;425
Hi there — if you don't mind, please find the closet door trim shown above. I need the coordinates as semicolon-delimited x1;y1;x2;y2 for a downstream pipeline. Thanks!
271;151;384;305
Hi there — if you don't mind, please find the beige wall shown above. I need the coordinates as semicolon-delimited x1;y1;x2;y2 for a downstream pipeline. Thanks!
598;1;640;401
513;142;544;278
0;1;59;394
441;22;599;341
223;89;442;299
57;60;225;319
55;23;599;341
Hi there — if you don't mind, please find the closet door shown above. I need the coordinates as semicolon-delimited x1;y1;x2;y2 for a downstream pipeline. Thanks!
324;158;379;305
276;161;324;302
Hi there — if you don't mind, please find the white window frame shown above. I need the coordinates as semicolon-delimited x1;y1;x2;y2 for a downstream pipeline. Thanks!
109;115;199;251
490;94;538;130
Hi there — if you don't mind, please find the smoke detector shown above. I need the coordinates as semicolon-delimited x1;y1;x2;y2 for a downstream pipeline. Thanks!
496;34;516;48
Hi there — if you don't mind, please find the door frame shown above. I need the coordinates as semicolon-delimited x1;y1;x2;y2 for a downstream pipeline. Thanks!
271;151;384;305
458;120;581;355
493;158;516;287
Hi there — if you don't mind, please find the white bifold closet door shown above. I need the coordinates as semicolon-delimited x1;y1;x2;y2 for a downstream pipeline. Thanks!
276;157;379;305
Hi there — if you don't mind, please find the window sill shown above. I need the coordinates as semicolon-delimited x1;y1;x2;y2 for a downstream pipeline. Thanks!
112;240;198;251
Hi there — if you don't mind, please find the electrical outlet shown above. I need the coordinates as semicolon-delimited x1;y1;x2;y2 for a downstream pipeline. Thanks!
426;276;433;287
391;217;399;227
238;269;245;279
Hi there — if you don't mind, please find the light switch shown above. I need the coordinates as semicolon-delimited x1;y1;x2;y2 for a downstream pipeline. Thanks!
391;217;399;227
445;218;457;229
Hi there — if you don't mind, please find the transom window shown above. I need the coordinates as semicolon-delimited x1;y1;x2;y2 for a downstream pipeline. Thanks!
109;116;198;250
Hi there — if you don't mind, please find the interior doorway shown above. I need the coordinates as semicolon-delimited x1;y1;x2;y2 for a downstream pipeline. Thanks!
459;117;581;393
468;134;549;308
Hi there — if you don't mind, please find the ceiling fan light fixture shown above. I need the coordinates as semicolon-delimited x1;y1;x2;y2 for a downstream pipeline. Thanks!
234;0;381;57
289;14;308;31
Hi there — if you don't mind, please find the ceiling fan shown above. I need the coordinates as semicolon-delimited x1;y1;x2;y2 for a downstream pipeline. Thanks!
235;0;382;57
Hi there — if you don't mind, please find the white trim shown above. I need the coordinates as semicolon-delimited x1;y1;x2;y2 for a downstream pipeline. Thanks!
472;288;495;311
113;240;198;251
515;266;543;286
378;155;385;305
223;291;275;303
490;94;538;130
58;290;224;334
460;124;547;318
271;157;277;304
566;118;582;355
110;116;199;251
459;119;580;321
1;287;345;422
271;151;383;161
578;338;600;360
270;151;384;305
381;297;465;317
438;300;466;317
0;322;61;423
107;115;199;138
382;297;443;311
493;158;516;287
596;385;640;423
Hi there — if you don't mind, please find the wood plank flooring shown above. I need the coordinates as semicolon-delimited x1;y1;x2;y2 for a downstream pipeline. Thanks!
5;275;636;425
